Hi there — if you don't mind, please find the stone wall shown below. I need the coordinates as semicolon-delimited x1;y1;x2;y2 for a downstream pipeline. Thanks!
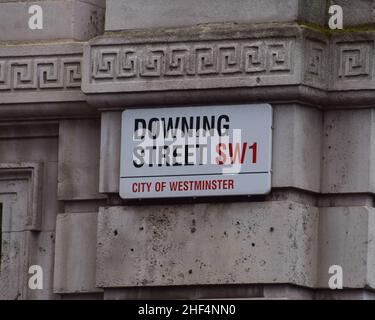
1;0;375;300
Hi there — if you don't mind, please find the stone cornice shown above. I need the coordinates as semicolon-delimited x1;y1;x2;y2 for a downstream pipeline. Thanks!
0;42;85;105
3;24;375;113
82;23;375;109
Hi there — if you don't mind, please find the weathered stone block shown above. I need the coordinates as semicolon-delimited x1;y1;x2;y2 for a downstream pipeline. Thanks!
322;109;375;194
318;207;375;289
0;231;28;299
54;212;102;294
42;161;59;231
272;104;322;193
105;0;327;31
332;0;375;27
0;137;57;163
96;201;319;288
58;119;105;200
0;0;104;41
28;231;58;300
105;0;375;31
99;111;121;194
0;229;56;299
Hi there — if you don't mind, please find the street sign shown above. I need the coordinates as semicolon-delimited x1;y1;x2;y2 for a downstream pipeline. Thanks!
120;104;273;199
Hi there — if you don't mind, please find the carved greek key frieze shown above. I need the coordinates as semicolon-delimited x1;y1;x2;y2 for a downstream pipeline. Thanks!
0;56;82;91
304;38;328;89
82;30;375;96
331;41;374;90
336;42;373;80
89;39;295;84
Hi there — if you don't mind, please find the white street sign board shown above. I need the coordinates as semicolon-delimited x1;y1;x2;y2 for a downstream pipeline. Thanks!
120;104;273;199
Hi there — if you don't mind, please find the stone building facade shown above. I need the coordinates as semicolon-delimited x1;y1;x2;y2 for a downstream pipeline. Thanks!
1;0;375;300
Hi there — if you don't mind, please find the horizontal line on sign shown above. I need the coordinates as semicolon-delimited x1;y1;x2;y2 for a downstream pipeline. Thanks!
121;172;269;179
